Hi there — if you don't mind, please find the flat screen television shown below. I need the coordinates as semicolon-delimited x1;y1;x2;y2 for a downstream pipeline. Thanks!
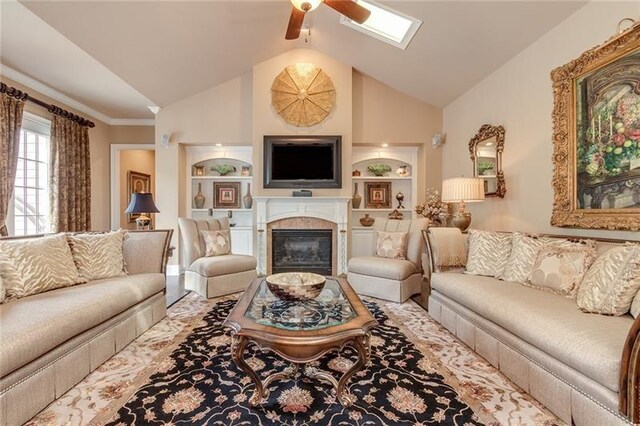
264;136;342;188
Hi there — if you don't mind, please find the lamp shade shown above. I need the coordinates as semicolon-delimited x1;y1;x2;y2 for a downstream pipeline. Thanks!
125;193;160;214
441;178;485;203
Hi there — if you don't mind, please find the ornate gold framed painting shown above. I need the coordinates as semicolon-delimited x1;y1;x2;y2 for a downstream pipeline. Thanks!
551;23;640;230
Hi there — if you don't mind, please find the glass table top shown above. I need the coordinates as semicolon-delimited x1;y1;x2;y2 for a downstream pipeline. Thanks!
245;278;356;331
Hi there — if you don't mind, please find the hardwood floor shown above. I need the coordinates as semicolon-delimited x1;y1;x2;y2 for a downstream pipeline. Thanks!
166;274;189;307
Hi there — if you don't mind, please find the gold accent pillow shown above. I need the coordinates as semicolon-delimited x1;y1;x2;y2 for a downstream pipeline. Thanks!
498;233;548;283
577;244;640;316
376;231;408;260
201;230;231;256
631;291;640;319
67;230;127;281
465;229;512;277
0;234;85;299
525;239;596;297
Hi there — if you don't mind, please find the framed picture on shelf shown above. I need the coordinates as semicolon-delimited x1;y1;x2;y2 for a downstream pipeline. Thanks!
365;182;391;208
213;182;241;209
127;170;151;223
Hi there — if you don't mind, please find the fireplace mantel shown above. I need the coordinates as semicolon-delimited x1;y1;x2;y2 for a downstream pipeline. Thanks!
254;196;351;275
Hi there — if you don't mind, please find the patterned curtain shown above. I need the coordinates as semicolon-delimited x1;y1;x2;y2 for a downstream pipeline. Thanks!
0;93;25;236
50;115;91;232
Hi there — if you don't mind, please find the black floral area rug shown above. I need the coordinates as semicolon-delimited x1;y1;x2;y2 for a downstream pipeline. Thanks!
107;299;483;425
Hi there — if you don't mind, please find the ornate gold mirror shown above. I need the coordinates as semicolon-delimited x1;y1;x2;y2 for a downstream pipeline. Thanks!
469;124;506;197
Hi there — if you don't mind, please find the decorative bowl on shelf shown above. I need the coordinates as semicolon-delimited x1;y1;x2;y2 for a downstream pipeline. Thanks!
367;163;392;176
265;272;326;302
211;164;236;176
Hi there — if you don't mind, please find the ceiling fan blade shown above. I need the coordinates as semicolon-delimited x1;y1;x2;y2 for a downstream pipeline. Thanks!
324;0;371;24
285;7;305;40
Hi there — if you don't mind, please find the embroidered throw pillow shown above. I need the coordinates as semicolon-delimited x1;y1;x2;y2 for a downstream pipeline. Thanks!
0;254;23;303
498;233;548;283
577;244;640;316
0;234;85;299
376;231;408;260
465;229;512;277
525;239;596;297
67;230;127;281
201;230;231;256
631;291;640;319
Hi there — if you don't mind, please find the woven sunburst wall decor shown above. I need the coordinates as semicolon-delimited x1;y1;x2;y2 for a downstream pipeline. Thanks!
271;63;336;127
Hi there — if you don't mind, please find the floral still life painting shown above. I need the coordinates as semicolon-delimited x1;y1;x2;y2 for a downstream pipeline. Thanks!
552;23;640;230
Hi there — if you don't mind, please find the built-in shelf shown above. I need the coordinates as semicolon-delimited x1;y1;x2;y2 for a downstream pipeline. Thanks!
352;176;412;180
191;176;253;180
191;208;253;212
354;208;399;212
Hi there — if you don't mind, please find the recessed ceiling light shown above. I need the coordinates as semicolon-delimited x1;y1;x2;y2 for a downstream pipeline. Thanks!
215;143;222;147
340;0;422;50
382;143;389;147
147;106;161;115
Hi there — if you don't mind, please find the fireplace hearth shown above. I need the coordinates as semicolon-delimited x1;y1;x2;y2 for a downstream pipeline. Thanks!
272;229;332;276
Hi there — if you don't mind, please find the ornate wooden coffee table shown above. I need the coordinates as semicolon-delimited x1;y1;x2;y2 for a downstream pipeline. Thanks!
224;277;378;407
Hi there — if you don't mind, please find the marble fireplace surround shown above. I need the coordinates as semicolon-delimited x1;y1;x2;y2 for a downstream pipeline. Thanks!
255;196;351;276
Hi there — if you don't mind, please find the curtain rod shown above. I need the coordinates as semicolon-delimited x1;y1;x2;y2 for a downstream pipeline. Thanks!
0;82;95;128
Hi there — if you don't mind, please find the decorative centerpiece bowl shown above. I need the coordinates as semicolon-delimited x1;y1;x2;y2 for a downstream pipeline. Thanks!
367;163;392;176
212;164;236;176
265;272;327;302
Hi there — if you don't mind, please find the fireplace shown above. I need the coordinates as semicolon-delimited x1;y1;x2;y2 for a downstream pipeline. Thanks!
271;229;332;276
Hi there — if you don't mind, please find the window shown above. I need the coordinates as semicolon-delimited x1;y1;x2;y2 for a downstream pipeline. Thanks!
340;0;422;50
11;113;51;236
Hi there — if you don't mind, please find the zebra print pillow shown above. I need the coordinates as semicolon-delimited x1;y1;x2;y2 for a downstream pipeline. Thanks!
0;254;23;303
0;234;85;299
67;230;127;281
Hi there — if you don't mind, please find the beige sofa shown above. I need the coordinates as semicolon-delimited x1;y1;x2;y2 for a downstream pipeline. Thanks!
0;230;173;426
178;217;257;298
425;230;640;425
348;218;429;303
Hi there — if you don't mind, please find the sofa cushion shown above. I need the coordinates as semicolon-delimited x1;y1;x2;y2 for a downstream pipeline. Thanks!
188;254;257;277
465;229;512;277
432;272;634;392
0;273;165;378
0;234;85;299
632;291;640;319
497;233;548;283
201;230;231;257
67;230;127;281
577;243;640;316
348;256;418;281
376;231;408;259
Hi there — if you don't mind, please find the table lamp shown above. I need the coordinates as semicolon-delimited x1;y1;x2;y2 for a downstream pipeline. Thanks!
125;192;160;230
441;177;485;232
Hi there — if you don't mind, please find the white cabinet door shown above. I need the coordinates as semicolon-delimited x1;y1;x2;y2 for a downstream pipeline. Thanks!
231;228;254;256
351;228;376;258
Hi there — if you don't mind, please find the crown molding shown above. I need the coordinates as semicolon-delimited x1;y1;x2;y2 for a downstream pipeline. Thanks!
0;64;155;127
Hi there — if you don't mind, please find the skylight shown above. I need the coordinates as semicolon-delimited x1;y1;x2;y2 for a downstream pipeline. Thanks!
340;0;422;50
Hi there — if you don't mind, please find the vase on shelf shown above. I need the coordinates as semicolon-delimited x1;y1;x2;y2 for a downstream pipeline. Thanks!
360;214;375;227
352;183;362;209
243;183;253;209
194;183;205;209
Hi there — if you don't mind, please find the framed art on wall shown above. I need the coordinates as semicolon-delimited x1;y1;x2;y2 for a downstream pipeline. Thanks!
213;182;241;209
127;170;151;223
551;23;640;230
364;182;392;209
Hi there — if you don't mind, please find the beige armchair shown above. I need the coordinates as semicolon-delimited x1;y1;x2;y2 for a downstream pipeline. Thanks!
347;218;429;303
178;217;257;298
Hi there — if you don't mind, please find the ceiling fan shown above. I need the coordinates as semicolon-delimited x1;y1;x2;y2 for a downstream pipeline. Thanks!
286;0;371;40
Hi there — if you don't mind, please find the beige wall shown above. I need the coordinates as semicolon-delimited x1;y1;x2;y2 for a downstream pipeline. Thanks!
442;1;640;241
155;48;443;262
0;76;154;231
353;70;442;203
119;150;156;229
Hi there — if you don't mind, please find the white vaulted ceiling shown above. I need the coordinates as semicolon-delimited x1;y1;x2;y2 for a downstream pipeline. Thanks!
2;0;587;120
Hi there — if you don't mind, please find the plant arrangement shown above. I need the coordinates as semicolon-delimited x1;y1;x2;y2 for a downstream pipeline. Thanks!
211;164;236;176
477;161;494;176
415;188;449;226
367;163;392;176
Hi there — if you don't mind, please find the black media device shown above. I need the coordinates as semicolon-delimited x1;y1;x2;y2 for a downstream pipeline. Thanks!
263;135;342;189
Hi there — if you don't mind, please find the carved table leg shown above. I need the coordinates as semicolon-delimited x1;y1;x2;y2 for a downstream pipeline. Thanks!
262;363;299;399
335;334;371;407
231;335;266;406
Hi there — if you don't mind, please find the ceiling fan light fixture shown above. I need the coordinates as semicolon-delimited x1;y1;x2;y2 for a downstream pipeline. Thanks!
291;0;322;12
